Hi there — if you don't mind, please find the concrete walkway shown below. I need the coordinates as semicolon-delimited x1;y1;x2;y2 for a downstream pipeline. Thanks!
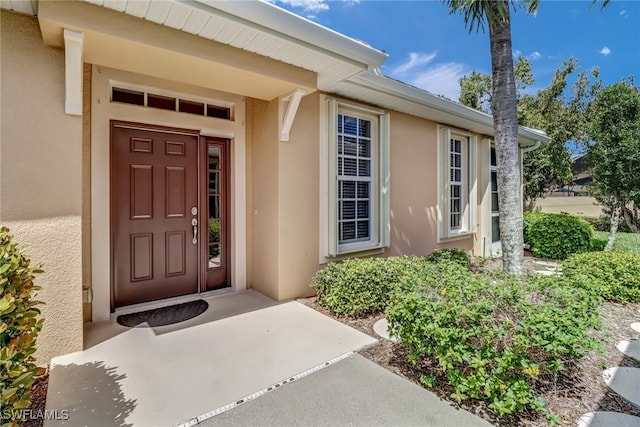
44;290;492;427
197;353;492;427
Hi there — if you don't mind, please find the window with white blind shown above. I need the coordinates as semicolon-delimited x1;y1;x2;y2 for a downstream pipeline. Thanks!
438;126;477;239
338;114;373;244
321;97;390;258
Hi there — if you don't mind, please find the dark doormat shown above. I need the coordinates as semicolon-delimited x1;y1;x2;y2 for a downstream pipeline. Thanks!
117;299;209;327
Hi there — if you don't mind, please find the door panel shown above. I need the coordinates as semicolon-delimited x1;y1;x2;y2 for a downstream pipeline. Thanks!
111;122;199;308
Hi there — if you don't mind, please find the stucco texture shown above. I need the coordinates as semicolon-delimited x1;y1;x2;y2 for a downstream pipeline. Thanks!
1;11;83;362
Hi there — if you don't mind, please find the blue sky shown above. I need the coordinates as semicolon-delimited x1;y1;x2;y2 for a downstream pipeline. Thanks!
270;0;640;101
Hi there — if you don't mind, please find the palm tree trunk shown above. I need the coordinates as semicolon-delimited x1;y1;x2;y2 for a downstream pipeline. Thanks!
489;1;524;274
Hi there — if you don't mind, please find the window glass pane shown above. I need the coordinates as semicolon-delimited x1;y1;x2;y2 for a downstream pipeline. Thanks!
358;139;370;157
148;94;176;111
338;136;343;155
208;145;223;269
343;158;357;176
491;147;497;167
338;114;343;133
357;220;369;239
344;116;357;135
492;193;499;212
454;154;461;168
343;136;358;156
341;200;356;220
451;198;460;214
179;99;205;115
357;182;369;198
340;222;356;241
357;201;369;219
358;159;370;177
492;216;501;242
206;105;231;120
340;181;356;199
454;169;461;182
112;88;144;105
491;171;498;191
359;119;371;137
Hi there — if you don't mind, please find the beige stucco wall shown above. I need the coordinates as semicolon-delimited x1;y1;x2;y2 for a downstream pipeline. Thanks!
248;95;489;302
387;112;472;256
276;93;321;300
0;11;83;363
248;93;321;301
248;98;281;300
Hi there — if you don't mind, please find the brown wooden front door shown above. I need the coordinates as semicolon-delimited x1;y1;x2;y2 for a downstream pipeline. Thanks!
111;122;200;308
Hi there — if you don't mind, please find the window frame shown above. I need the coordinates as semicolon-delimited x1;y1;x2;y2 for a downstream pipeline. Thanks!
321;96;390;259
438;126;478;240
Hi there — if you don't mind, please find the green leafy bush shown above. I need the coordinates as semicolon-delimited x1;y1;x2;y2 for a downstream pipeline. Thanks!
0;227;45;424
310;256;433;317
387;264;601;420
590;237;607;252
563;251;640;303
522;211;544;245
523;212;593;260
426;248;470;268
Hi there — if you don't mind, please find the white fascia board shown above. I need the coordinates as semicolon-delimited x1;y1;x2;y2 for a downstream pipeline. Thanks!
348;72;550;146
191;0;388;69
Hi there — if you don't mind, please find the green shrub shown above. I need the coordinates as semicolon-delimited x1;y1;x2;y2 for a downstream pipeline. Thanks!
426;248;470;268
310;256;432;317
524;212;593;260
387;265;601;421
590;237;607;252
523;211;545;245
0;227;45;423
563;251;640;303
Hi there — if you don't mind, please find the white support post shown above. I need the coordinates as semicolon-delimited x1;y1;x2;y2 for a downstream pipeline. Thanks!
64;29;83;116
279;88;306;141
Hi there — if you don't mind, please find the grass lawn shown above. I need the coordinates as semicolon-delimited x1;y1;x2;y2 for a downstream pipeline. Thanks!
593;230;640;253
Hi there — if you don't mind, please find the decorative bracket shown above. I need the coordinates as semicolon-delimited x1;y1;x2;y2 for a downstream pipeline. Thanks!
279;88;306;141
64;29;83;116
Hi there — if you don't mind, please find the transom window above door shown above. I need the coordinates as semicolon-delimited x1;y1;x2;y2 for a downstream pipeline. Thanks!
111;84;233;120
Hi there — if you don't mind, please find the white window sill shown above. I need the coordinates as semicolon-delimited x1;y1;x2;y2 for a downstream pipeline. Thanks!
437;231;475;243
322;245;386;263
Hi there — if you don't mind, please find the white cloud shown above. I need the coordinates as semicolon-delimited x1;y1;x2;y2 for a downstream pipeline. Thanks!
387;52;468;101
620;10;628;16
388;52;437;75
528;51;541;60
269;0;329;15
271;0;359;16
599;46;611;56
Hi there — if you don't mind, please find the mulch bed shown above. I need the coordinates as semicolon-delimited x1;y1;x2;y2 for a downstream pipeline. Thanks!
298;257;640;426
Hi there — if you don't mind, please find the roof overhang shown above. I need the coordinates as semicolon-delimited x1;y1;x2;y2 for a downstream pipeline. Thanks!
24;0;388;100
334;71;550;147
2;0;549;145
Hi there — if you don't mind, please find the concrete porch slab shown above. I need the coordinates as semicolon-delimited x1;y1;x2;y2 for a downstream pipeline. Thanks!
44;291;378;427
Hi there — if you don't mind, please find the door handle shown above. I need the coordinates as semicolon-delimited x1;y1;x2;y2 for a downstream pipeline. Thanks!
192;218;198;244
